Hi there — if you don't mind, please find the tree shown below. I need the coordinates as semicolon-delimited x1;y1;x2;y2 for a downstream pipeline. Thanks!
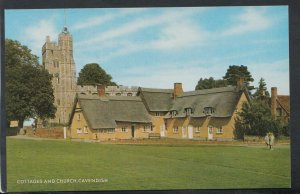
234;99;282;139
223;65;254;91
77;63;117;86
195;77;227;90
253;78;270;101
5;39;56;128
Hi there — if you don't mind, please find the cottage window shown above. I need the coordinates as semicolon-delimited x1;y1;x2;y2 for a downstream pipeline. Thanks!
155;112;160;117
77;128;82;134
77;113;81;121
195;127;201;133
203;107;214;116
83;126;88;133
144;125;151;132
121;127;128;132
173;126;179;133
171;110;177;117
216;127;223;134
107;129;115;133
185;108;193;116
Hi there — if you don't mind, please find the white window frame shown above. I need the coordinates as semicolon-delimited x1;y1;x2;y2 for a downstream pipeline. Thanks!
173;126;179;133
186;108;193;116
77;128;82;134
121;127;128;132
195;126;201;133
143;125;151;132
204;107;214;115
216;126;223;134
155;112;160;117
171;110;177;117
83;126;88;134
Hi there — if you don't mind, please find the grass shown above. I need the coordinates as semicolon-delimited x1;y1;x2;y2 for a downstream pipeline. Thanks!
6;138;290;192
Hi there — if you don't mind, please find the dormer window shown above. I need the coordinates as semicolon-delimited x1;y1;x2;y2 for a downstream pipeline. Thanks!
171;110;177;117
185;108;193;116
203;107;215;116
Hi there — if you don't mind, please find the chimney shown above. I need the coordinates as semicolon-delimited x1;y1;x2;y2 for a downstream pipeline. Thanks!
271;87;277;118
173;83;183;99
237;77;245;89
97;85;106;97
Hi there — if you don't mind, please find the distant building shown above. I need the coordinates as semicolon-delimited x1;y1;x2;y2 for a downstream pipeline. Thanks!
68;80;250;141
271;87;290;126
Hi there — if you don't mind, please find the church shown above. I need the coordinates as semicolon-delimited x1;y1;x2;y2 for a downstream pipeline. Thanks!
43;26;137;125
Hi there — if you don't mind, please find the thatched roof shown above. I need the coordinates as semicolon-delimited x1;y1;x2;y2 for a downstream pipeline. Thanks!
138;87;174;111
165;86;243;118
75;94;152;129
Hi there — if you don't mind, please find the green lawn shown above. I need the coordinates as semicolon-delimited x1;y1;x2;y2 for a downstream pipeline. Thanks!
6;138;290;192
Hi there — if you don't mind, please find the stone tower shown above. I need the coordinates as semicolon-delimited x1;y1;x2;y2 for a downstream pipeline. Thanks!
42;26;77;124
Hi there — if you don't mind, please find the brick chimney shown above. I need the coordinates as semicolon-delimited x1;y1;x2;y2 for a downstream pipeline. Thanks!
173;83;183;99
271;87;277;118
97;85;106;97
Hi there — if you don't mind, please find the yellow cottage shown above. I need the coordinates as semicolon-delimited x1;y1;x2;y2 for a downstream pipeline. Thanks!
164;86;250;141
68;95;152;140
69;80;250;141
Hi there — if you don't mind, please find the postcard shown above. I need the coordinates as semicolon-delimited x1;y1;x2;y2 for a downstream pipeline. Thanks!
1;1;298;193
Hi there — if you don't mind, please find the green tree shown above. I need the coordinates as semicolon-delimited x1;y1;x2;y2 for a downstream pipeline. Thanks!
195;77;227;90
234;100;282;139
5;39;56;128
223;65;254;91
253;78;270;101
77;63;117;86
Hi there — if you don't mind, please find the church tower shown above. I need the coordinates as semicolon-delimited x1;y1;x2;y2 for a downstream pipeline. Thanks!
42;26;77;124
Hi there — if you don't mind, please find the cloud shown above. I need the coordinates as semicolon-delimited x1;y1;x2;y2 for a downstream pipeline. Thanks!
95;19;208;61
150;20;208;50
72;8;148;31
21;17;59;57
222;7;272;36
76;9;202;47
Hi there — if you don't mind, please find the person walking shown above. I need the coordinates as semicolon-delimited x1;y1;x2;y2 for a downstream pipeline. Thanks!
264;133;269;148
268;132;275;150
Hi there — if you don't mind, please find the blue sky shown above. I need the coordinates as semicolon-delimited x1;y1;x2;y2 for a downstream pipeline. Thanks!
5;6;289;94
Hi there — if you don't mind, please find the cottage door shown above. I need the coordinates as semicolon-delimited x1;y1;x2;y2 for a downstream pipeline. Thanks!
208;126;213;140
160;125;165;137
188;125;193;139
131;126;135;138
182;126;187;138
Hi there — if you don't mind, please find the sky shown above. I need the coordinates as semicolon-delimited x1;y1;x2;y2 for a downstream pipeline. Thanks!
5;6;289;95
